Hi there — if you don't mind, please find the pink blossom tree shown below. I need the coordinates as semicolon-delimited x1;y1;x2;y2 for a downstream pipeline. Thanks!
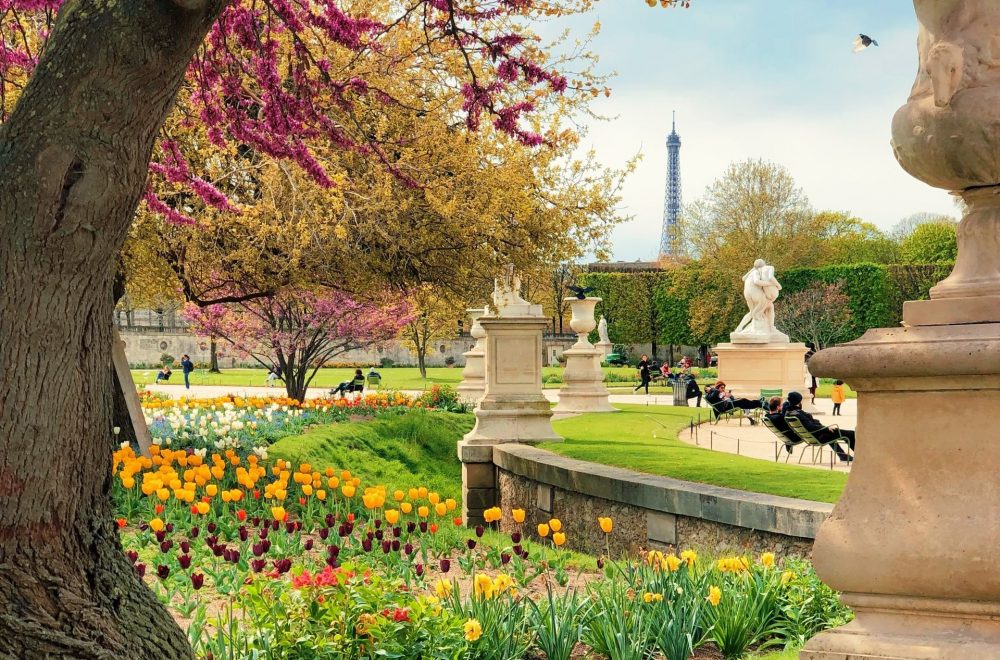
186;290;410;400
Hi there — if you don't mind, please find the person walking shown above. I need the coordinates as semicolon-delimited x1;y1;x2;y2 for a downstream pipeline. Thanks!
831;380;846;416
634;354;652;395
180;354;194;390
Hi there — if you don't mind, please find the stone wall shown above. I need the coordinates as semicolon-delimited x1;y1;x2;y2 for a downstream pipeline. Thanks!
121;328;574;370
491;444;828;558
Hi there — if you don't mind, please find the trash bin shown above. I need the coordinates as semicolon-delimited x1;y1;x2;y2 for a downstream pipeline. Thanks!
672;379;688;407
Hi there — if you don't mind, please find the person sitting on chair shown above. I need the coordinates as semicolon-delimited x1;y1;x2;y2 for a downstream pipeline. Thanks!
331;368;365;398
784;391;854;462
367;366;381;379
765;396;800;453
266;368;280;386
154;366;172;383
682;371;701;407
705;381;761;424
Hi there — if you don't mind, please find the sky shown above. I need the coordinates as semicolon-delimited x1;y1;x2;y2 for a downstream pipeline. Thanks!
546;1;957;261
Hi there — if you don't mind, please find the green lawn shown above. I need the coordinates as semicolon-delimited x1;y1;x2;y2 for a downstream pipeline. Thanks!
133;365;650;390
546;404;847;503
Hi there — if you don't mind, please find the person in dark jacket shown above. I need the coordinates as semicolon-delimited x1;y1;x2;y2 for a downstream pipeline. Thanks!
683;371;702;407
765;396;800;453
704;381;762;424
784;391;854;462
181;354;194;389
331;368;365;398
634;354;652;395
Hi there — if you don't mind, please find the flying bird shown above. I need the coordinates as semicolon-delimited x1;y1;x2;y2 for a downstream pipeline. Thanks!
568;285;595;300
853;34;878;53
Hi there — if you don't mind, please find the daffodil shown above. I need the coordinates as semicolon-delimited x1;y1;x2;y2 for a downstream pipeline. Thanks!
761;552;775;568
464;618;482;642
434;579;452;598
707;585;722;607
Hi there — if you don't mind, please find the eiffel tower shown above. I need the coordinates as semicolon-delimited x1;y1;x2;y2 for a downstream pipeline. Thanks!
658;111;682;258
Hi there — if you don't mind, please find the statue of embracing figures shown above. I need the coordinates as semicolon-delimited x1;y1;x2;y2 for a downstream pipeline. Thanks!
732;259;789;343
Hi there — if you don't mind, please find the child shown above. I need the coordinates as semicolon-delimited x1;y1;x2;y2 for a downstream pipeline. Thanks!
831;380;846;416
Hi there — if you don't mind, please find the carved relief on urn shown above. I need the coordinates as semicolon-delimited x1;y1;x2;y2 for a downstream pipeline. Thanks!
891;1;1000;190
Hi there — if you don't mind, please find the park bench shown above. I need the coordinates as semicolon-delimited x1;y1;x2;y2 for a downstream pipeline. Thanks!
786;416;852;464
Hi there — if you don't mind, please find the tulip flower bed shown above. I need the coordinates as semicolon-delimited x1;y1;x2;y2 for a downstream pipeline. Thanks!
140;391;425;457
113;442;851;659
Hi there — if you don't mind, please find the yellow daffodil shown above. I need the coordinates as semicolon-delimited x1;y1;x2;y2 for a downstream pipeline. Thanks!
681;549;697;566
761;552;775;568
473;574;494;600
664;554;682;572
464;618;482;642
707;585;722;607
434;579;452;598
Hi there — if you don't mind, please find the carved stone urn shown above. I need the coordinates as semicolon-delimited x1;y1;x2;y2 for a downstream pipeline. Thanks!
554;298;614;414
568;297;599;348
802;2;1000;658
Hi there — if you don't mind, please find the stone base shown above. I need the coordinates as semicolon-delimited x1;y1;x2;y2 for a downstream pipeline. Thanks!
457;442;497;526
801;594;1000;660
554;346;615;414
903;295;1000;327
595;341;613;360
714;342;808;400
462;398;561;445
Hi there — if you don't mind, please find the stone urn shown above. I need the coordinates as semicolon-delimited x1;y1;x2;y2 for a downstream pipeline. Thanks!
568;297;599;348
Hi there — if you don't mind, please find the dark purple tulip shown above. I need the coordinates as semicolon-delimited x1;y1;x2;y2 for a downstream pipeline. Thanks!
326;557;339;569
259;527;269;540
327;544;340;558
381;540;391;554
261;539;271;553
403;543;413;556
344;521;354;535
207;522;217;534
155;531;166;543
191;573;205;590
189;526;200;538
178;554;192;570
229;550;241;564
212;545;224;557
406;522;416;533
272;519;280;531
251;559;266;573
475;525;485;538
304;539;314;551
374;519;382;529
501;553;511;565
166;523;175;533
393;526;402;538
126;550;139;564
511;531;522;544
161;540;174;553
338;525;349;538
252;543;265;557
180;541;191;554
285;522;296;534
362;538;373;553
466;539;477;550
419;522;428;533
139;523;149;532
366;531;374;541
295;521;303;532
157;565;170;580
325;513;336;528
521;549;530;559
276;558;292;573
252;516;261;527
597;557;605;569
319;528;330;540
223;549;233;562
415;563;424;577
239;526;249;542
374;529;384;541
206;535;218;547
391;539;400;552
439;559;451;573
513;544;523;556
135;563;146;578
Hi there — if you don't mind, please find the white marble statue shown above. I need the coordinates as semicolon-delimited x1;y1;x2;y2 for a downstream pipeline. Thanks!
597;315;610;344
492;264;530;311
732;259;787;342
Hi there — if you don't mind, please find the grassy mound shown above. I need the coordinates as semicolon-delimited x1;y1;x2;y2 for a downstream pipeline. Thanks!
269;408;472;498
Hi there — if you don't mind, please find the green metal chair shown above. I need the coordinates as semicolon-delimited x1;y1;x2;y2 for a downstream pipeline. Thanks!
366;373;382;390
761;416;804;463
785;416;852;464
757;388;783;422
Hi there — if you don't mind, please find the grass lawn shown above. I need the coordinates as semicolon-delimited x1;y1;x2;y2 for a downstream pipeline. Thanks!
133;365;651;390
546;404;847;503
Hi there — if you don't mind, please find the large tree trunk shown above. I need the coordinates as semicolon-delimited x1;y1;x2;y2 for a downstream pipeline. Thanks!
0;0;226;655
209;336;221;373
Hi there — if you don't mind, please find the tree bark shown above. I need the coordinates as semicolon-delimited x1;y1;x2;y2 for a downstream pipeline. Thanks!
209;336;221;373
0;0;227;655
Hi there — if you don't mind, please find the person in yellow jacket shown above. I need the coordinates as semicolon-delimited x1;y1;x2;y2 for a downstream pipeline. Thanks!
831;380;846;416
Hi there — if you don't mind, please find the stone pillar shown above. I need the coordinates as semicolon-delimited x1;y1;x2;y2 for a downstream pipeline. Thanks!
802;3;1000;657
554;298;615;414
458;310;561;525
456;307;487;406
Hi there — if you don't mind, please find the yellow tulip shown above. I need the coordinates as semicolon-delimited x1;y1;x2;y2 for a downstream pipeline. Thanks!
121;477;135;489
549;518;562;532
327;477;340;489
156;488;170;502
512;508;525;524
316;489;327;501
537;523;550;538
205;484;218;497
341;484;356;498
598;517;613;534
221;490;233;503
393;490;405;502
445;498;457;511
196;501;210;515
401;502;413;514
435;503;447;517
417;486;428;499
149;517;165;532
408;488;418;501
302;484;313;496
553;532;566;547
271;506;287;522
417;506;429;518
385;509;400;525
428;492;440;505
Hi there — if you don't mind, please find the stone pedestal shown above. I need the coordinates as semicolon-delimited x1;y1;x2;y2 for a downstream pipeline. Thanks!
554;298;615;414
714;342;807;400
595;340;613;361
801;323;1000;659
456;307;487;406
461;315;560;445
